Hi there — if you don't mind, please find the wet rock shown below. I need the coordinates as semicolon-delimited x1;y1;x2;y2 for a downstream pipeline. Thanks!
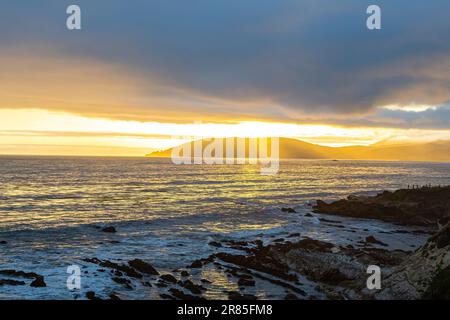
85;258;142;279
0;279;26;286
365;236;388;246
284;293;299;300
294;238;334;253
179;279;204;294
215;250;298;282
86;291;101;300
314;186;450;227
128;259;159;275
189;260;203;268
112;277;132;289
102;226;117;233
156;281;168;288
208;241;222;248
317;269;350;284
180;270;189;277
160;274;177;283
287;233;301;238
109;293;121;300
201;279;211;284
169;288;203;300
30;276;46;287
237;277;256;287
159;293;174;300
252;240;263;248
429;222;450;249
0;269;42;279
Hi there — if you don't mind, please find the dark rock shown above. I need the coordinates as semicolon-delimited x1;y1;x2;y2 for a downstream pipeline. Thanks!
179;279;203;294
169;288;203;300
0;279;26;286
314;186;450;227
180;270;189;277
85;258;142;279
0;241;7;245
86;291;101;300
128;259;159;275
109;293;121;300
30;276;46;287
160;274;177;283
102;226;117;233
284;293;299;300
208;241;222;248
0;269;42;279
428;222;450;249
190;260;203;268
287;233;301;238
294;238;334;253
155;281;168;288
365;236;388;246
237;277;255;287
112;277;132;289
422;266;450;300
317;269;349;285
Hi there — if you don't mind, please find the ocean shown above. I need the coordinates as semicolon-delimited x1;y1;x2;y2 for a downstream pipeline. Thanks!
0;156;449;299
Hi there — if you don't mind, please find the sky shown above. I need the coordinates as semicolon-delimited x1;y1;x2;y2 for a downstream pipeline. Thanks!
1;0;450;156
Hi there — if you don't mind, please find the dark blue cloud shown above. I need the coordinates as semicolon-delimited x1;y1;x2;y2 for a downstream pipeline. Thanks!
1;0;450;120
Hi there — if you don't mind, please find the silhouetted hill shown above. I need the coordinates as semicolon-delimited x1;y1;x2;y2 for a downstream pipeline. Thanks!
146;138;450;162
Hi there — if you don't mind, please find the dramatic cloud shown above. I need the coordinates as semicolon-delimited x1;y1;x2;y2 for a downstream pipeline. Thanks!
1;0;450;126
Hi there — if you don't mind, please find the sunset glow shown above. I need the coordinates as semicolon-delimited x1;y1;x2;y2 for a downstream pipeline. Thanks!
1;108;450;156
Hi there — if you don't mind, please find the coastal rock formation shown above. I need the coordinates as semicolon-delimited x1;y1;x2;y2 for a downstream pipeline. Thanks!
374;222;450;299
314;186;450;226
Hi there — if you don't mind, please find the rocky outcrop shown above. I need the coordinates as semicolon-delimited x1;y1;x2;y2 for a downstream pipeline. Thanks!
314;186;450;226
374;222;450;299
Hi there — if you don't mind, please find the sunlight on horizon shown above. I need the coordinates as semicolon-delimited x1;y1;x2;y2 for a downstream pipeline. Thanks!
1;108;450;156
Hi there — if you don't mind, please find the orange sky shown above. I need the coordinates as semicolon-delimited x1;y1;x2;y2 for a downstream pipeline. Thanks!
1;108;450;156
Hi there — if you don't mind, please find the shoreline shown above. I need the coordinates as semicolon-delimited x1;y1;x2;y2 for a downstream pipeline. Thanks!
2;186;448;300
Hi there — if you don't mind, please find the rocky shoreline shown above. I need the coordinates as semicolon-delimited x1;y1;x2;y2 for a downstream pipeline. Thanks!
314;185;450;227
1;186;449;300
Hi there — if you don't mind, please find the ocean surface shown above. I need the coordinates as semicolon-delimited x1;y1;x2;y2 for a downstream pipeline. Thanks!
0;156;449;299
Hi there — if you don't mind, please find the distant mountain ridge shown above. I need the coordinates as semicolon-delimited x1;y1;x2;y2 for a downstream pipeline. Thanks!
146;138;450;162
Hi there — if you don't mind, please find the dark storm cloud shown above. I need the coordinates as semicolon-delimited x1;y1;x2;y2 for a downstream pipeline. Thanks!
1;0;450;119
